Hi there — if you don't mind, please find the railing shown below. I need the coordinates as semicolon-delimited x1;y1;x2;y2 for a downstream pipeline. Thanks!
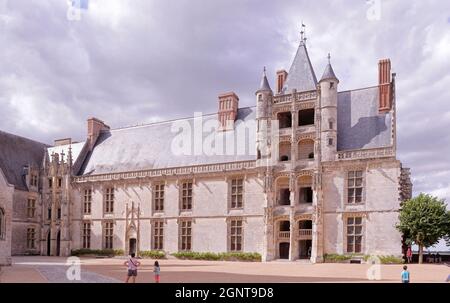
298;229;312;238
273;91;318;104
336;147;395;161
273;94;293;104
278;231;290;239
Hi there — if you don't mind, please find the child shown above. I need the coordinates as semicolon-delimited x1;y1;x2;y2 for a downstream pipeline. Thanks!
406;246;412;263
124;253;141;283
401;265;410;283
153;261;161;283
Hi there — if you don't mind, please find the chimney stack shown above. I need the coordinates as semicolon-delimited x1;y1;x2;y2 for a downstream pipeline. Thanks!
218;92;239;131
378;59;392;113
87;117;110;150
276;70;288;94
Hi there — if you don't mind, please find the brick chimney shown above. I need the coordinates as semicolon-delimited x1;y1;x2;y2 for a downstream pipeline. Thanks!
87;117;110;150
218;92;239;131
378;59;392;113
276;70;288;94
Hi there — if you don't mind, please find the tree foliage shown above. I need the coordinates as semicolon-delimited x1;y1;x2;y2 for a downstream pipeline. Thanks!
397;193;450;248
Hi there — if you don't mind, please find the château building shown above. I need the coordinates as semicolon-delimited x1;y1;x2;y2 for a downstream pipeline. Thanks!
0;35;412;265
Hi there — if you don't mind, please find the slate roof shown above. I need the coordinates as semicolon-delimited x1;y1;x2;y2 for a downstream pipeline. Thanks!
47;141;85;163
79;107;257;176
0;130;49;190
257;69;272;93
337;86;392;151
282;41;318;93
320;63;338;82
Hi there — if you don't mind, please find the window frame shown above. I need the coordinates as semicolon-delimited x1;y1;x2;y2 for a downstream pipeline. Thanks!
179;220;192;251
152;220;164;250
153;183;165;213
180;181;193;212
83;188;92;215
27;198;36;218
103;221;114;249
345;216;364;254
346;170;365;204
104;187;115;214
229;178;244;209
27;227;36;249
228;219;243;252
82;221;91;249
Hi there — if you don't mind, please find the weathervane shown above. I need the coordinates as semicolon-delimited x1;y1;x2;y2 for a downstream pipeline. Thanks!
300;22;306;43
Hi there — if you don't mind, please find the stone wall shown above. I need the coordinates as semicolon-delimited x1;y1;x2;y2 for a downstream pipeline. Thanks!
322;159;402;256
71;174;265;254
0;170;13;265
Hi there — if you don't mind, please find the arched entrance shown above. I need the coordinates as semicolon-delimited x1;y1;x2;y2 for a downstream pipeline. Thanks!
56;230;61;256
46;231;51;256
298;220;313;259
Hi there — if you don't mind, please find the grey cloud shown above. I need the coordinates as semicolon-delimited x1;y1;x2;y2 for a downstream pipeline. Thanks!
1;0;450;207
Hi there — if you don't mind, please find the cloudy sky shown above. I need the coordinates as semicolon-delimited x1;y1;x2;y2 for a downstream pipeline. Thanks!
1;2;450;213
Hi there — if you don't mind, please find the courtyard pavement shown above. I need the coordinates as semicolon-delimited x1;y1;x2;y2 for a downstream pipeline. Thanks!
0;256;449;283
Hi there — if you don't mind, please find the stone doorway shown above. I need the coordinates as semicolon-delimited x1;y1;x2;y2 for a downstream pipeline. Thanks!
299;239;312;259
129;238;137;255
46;231;51;256
279;242;290;259
56;230;61;256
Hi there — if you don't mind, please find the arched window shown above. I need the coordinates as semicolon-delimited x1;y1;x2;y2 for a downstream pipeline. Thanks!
0;208;5;240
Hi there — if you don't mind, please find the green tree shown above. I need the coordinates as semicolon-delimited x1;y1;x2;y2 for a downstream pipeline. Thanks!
396;193;450;264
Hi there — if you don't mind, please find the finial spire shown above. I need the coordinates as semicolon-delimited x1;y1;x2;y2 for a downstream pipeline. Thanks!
327;53;331;64
300;22;306;43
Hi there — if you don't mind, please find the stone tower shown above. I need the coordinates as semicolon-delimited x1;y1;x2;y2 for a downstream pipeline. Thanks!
319;54;339;162
42;139;74;257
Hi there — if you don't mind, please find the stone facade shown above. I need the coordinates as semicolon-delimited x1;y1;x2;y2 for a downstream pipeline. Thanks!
0;169;13;265
0;36;411;263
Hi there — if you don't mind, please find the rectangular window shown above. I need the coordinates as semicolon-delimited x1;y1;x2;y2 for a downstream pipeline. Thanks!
84;189;92;214
347;170;363;203
153;184;165;212
48;178;53;189
27;228;36;249
57;208;61;219
231;178;244;209
229;219;243;252
104;221;114;249
57;177;62;188
82;222;91;249
152;221;164;250
328;138;333;146
329;121;333;130
180;181;193;211
105;188;114;213
179;220;192;251
27;199;36;218
31;175;38;187
47;208;51;220
346;217;363;253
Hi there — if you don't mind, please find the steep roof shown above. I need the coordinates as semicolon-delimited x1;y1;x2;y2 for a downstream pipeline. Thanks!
47;141;85;164
79;107;257;176
337;86;392;151
0;131;49;190
282;41;318;93
320;63;338;82
256;69;272;93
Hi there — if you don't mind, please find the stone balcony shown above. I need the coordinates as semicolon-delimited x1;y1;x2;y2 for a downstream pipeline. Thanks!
278;231;290;239
298;229;312;240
